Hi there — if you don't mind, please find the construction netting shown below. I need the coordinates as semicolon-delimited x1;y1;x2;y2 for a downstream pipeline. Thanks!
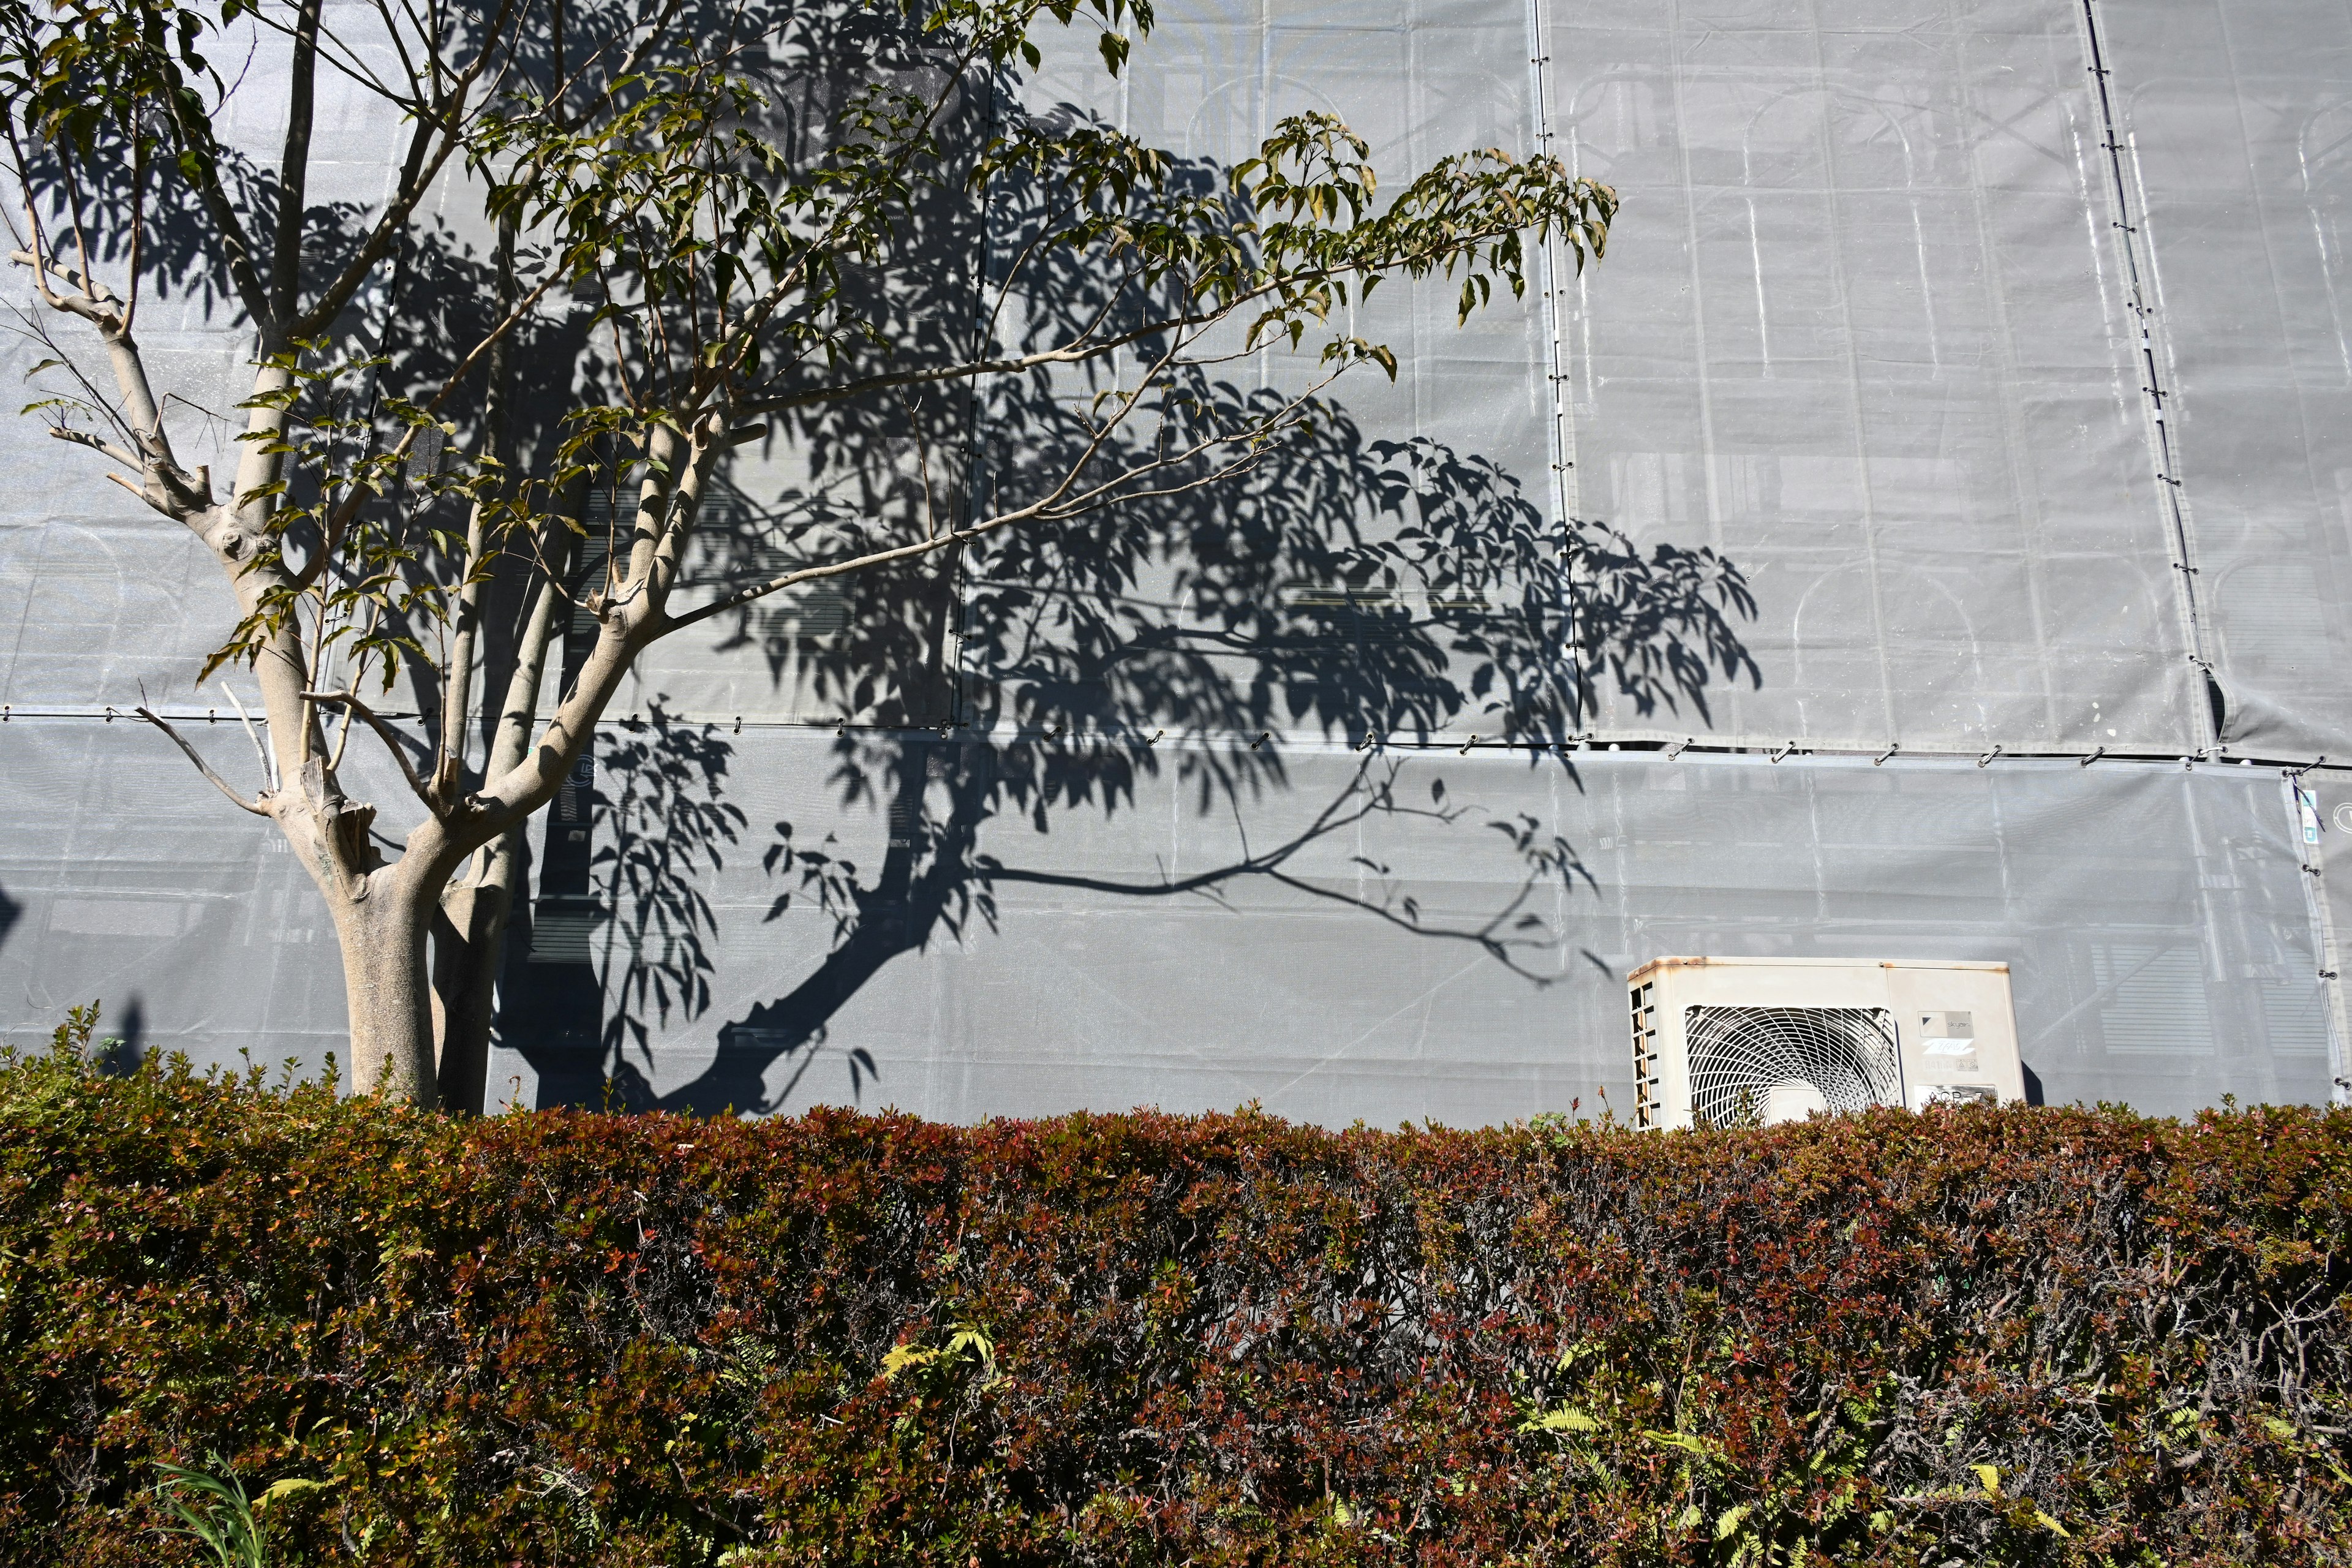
0;0;2344;1119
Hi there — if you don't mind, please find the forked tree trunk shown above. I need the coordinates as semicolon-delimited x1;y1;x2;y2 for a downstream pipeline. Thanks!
176;346;691;1109
429;501;578;1113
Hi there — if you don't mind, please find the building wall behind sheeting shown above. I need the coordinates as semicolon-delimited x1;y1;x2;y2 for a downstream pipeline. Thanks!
0;722;2332;1121
466;742;2351;1121
1;0;2348;1119
1539;0;2201;753
2098;0;2352;756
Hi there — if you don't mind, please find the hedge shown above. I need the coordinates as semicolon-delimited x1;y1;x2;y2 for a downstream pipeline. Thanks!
2;1016;2350;1567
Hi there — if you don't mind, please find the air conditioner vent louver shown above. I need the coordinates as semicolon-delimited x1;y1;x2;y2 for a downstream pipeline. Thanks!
1684;1005;1904;1127
1628;959;2023;1129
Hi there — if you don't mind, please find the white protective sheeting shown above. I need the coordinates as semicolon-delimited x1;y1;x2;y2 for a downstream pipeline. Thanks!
1;0;2347;1121
1539;0;2201;753
2097;0;2352;756
6;722;2331;1122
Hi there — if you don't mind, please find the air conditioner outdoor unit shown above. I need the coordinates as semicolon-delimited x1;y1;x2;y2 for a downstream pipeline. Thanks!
1626;957;2026;1130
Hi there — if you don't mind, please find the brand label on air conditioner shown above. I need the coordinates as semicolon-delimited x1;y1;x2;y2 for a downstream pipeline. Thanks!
1918;1010;1975;1054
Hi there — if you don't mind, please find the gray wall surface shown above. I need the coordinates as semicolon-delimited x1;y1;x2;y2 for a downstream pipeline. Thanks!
1;0;2346;1120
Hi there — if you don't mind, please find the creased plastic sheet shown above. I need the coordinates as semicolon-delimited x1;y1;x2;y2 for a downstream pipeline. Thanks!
0;723;2329;1119
0;718;423;1076
0;0;2256;753
473;732;2343;1121
475;736;2346;1121
1023;0;1553;495
2095;0;2352;756
1542;0;2198;753
989;0;1564;745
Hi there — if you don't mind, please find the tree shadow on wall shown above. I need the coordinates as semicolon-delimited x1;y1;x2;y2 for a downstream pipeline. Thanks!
519;399;1759;1113
502;92;1762;1114
9;2;1765;1115
583;706;748;1106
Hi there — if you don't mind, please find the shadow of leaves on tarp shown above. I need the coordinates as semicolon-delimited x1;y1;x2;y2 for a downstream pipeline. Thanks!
491;74;1766;1110
584;704;748;1106
620;399;1757;1114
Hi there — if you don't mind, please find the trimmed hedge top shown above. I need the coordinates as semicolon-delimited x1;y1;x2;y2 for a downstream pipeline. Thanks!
2;1028;2349;1567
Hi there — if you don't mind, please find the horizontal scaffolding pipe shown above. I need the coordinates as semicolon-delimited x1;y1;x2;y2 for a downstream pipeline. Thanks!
2;704;2342;775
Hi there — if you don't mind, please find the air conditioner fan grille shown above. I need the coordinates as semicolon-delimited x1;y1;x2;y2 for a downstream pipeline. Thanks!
1684;1005;1903;1126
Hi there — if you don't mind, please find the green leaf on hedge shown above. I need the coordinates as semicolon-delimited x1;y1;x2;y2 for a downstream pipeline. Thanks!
256;1476;336;1508
1646;1429;1722;1459
1521;1406;1598;1434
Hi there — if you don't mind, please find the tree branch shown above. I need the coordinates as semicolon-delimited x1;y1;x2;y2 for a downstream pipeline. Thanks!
303;688;438;812
286;115;441;337
271;0;325;323
10;248;123;336
665;366;1330;637
295;268;559;589
47;424;140;469
289;0;524;337
10;251;198;496
150;92;274;331
134;706;271;816
733;209;1548;421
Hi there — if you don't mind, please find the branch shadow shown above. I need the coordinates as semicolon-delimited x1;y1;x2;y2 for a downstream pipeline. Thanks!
508;85;1763;1115
9;5;1763;1115
639;438;1754;1114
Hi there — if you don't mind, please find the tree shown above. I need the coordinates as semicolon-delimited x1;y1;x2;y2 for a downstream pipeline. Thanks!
2;0;1618;1107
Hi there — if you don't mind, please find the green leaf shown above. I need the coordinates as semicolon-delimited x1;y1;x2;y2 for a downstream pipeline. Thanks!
1970;1463;2000;1499
1520;1406;1599;1434
1714;1503;1751;1540
257;1475;336;1508
1644;1428;1723;1460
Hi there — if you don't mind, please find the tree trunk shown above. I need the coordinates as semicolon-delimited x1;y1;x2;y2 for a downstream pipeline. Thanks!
430;880;510;1114
429;498;579;1112
333;880;440;1106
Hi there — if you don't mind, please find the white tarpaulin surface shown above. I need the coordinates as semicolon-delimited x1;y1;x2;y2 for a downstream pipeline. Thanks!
0;0;2345;1118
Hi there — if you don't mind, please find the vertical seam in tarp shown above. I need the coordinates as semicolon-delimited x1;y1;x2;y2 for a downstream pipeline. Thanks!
2075;0;2218;755
1796;0;1899;752
2284;773;2352;1104
1524;0;1580;736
